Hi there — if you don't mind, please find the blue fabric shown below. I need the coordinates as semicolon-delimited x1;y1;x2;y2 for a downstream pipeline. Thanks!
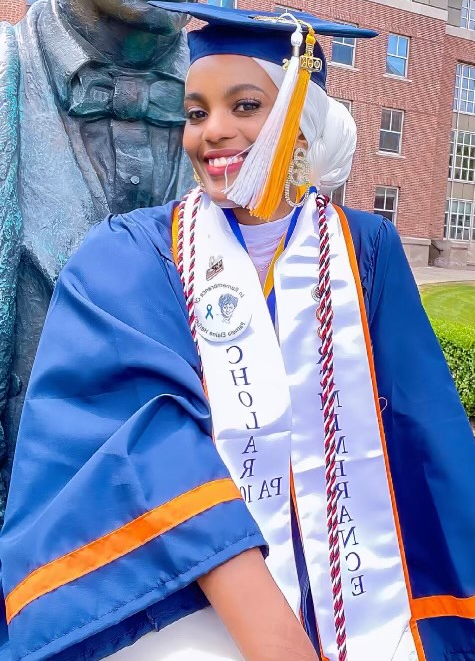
1;202;475;659
149;3;377;91
418;617;475;659
342;207;475;659
0;202;266;660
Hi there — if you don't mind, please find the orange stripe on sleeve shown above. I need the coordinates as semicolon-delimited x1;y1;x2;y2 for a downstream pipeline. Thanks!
6;478;241;624
335;205;426;661
412;594;475;620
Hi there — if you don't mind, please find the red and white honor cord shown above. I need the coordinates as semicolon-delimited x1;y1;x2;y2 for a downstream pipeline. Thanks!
178;190;347;659
316;194;347;661
177;189;203;346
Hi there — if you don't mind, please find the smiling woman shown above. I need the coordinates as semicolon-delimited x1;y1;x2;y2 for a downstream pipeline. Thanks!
184;57;284;213
2;4;475;661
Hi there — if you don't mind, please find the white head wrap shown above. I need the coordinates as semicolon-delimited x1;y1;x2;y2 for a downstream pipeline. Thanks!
254;59;357;194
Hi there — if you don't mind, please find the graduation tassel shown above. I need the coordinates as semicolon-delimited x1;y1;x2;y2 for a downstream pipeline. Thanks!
224;21;303;214
251;28;316;220
225;22;320;221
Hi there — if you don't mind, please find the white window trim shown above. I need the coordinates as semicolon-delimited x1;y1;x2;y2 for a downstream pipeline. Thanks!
449;129;475;181
445;197;475;242
376;151;406;159
379;108;404;155
454;63;475;116
274;3;304;12
330;182;347;206
461;0;475;31
386;34;410;79
328;61;359;72
333;98;353;114
383;73;412;83
331;23;357;68
374;186;399;225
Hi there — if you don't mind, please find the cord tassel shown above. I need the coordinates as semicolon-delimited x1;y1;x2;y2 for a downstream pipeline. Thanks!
251;32;315;219
224;21;303;213
226;25;319;221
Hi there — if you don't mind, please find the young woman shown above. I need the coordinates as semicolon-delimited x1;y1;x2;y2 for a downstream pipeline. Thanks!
1;5;475;661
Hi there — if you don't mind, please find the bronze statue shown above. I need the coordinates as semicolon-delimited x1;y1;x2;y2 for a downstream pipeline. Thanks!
0;0;192;520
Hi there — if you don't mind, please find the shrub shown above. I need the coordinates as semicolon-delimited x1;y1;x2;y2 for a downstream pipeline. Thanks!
430;318;475;419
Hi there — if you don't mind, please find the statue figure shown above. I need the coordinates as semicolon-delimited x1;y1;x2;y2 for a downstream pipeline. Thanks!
0;0;192;521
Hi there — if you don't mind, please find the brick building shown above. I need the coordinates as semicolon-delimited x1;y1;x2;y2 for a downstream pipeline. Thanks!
0;0;26;23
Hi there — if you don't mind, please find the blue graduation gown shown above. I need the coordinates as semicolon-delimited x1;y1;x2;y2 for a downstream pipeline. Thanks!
0;202;474;660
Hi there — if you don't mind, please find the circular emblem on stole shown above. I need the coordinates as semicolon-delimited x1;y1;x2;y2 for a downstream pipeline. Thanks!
194;284;251;342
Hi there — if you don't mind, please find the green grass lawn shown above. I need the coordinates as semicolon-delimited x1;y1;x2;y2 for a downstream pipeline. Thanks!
420;283;475;328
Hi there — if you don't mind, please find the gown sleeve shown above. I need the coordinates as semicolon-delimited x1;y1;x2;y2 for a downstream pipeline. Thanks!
0;208;266;661
367;219;475;656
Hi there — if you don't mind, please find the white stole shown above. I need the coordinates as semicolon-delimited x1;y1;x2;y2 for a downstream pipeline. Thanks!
181;190;416;660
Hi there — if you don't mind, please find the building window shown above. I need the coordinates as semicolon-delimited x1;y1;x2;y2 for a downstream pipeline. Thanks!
445;199;475;241
386;34;409;78
374;187;398;223
274;3;303;11
207;0;236;6
334;98;352;114
332;33;356;67
449;130;475;181
330;183;346;206
454;63;475;114
461;0;475;30
379;109;404;154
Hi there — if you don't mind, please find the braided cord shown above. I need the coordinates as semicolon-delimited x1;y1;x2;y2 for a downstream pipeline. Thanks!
316;194;347;661
176;189;203;345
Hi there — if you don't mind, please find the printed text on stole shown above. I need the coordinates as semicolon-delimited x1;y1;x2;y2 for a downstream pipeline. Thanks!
317;344;366;599
225;341;366;599
226;344;283;503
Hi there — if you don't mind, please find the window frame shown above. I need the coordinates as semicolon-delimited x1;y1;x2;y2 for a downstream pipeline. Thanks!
274;3;304;12
461;0;475;30
454;63;475;115
374;186;399;224
331;25;357;68
208;0;237;7
334;98;352;114
330;183;347;207
379;108;404;155
386;34;410;79
449;129;475;181
445;198;475;241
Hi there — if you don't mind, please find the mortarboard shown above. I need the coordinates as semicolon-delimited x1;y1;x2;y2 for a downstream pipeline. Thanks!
150;2;377;93
150;1;377;219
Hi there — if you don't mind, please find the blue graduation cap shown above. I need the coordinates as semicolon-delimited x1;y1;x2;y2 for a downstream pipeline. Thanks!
149;2;377;91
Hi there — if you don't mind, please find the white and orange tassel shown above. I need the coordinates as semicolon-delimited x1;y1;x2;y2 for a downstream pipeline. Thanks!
225;19;318;221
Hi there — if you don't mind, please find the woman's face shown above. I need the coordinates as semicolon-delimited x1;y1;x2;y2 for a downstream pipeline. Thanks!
183;55;278;206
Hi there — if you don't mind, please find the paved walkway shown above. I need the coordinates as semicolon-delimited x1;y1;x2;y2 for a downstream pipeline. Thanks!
413;266;475;286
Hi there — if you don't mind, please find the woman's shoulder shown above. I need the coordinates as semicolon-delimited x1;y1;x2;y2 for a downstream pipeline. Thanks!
97;200;178;256
338;204;399;249
336;204;401;285
59;201;179;302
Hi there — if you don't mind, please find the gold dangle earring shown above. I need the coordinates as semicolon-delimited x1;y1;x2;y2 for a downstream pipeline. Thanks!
284;146;310;208
193;169;204;189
